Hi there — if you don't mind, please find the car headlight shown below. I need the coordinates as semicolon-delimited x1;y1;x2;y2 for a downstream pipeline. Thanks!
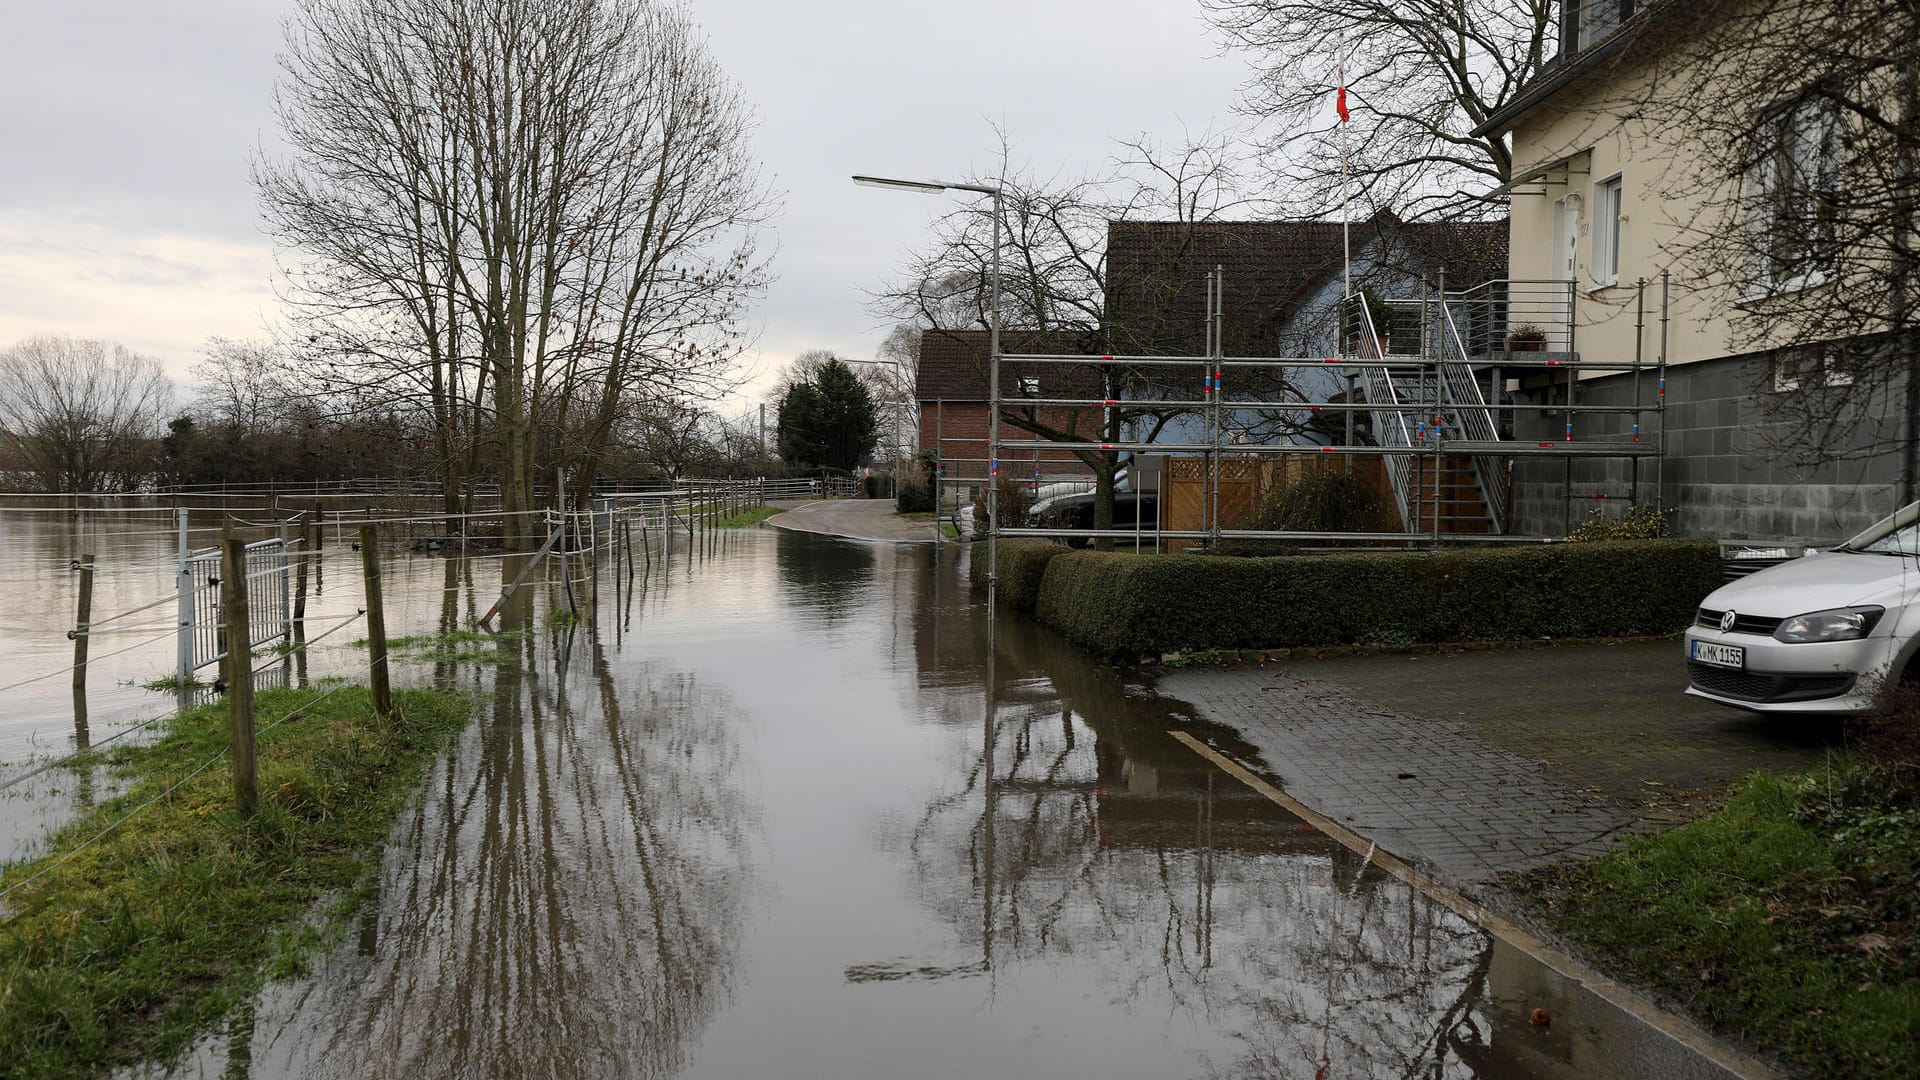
1772;606;1884;643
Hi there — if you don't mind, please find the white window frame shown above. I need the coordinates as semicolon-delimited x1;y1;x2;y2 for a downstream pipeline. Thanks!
1591;173;1622;288
1772;347;1853;392
1740;96;1840;298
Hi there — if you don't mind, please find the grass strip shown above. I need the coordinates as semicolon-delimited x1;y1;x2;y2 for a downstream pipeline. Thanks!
1517;760;1920;1079
0;684;472;1079
715;505;779;528
358;628;528;665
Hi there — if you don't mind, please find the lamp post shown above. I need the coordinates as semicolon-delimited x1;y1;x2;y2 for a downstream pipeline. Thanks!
851;174;1003;618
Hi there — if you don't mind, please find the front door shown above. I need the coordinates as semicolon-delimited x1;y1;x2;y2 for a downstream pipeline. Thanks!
1549;195;1579;351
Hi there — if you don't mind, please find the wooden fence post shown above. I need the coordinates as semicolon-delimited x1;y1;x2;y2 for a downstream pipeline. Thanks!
71;553;93;692
360;523;392;718
221;537;258;815
294;514;311;625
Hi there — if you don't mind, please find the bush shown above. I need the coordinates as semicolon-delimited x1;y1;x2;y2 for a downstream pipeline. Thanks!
861;473;895;499
1231;470;1391;535
1566;503;1677;541
971;473;1032;533
1030;539;1722;659
896;452;936;513
1854;681;1920;770
969;539;1070;611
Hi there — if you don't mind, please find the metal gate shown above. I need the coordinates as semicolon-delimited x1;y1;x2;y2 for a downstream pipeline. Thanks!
175;513;292;683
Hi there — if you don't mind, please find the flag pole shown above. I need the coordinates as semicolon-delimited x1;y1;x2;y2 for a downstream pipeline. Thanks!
1338;41;1352;308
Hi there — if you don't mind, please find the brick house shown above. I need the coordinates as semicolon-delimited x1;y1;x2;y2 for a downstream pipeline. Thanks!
914;329;1104;510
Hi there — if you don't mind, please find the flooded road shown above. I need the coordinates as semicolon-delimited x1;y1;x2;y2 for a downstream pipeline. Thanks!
0;510;1745;1078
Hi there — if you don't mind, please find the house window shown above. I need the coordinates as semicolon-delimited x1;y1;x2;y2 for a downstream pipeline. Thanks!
1743;96;1840;292
1592;174;1622;287
1772;346;1851;392
1572;0;1637;51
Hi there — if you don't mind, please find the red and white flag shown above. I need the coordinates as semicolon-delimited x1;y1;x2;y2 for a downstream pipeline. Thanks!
1335;66;1350;123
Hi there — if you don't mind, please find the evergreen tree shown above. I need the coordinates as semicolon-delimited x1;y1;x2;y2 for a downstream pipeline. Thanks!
776;357;878;470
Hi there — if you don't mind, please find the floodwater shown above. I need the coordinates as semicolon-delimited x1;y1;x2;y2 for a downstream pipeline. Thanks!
0;509;1744;1078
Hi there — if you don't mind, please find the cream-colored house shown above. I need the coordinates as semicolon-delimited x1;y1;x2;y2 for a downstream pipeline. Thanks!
1472;0;1904;540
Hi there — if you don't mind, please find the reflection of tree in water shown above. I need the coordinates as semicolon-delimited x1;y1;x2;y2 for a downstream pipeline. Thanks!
895;583;1497;1079
243;614;759;1079
772;531;875;623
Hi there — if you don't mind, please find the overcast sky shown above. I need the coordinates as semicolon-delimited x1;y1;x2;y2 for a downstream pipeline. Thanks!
0;0;1252;413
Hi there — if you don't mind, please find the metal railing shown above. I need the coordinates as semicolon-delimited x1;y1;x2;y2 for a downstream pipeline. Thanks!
1449;279;1578;357
178;530;292;678
1349;298;1421;531
1436;301;1510;533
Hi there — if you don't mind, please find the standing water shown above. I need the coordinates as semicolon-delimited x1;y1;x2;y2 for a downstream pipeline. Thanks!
0;511;1738;1078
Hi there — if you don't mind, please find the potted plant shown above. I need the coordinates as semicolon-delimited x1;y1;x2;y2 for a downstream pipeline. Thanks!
1506;324;1547;352
1343;286;1396;356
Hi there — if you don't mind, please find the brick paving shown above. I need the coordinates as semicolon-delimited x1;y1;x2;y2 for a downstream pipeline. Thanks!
1156;642;1839;894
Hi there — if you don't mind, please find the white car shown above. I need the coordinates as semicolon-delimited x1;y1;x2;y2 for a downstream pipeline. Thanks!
1686;502;1920;713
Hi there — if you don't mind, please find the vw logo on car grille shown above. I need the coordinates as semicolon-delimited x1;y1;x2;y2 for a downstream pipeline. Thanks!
1720;609;1738;633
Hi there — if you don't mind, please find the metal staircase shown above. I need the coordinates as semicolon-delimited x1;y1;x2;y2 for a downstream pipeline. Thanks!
1352;296;1508;534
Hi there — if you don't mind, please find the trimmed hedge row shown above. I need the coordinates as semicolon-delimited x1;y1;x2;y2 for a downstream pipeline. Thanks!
969;539;1072;613
1025;540;1722;660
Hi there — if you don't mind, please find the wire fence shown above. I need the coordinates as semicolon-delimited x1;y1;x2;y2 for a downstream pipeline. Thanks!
0;474;849;919
0;476;797;795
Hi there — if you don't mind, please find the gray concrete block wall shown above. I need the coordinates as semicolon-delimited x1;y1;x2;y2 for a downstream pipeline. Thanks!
1505;352;1905;542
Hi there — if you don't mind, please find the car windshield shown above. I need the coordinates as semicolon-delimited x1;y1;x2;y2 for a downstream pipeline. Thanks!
1842;500;1920;555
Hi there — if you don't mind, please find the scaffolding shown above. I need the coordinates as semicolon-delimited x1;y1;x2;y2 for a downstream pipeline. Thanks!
973;269;1672;548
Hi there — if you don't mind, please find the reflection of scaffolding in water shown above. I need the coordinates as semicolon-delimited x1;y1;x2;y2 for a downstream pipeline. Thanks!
988;269;1673;546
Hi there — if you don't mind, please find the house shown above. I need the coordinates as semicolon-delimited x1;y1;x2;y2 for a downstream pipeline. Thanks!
1102;214;1511;534
914;214;1516;534
913;329;1104;513
1470;0;1906;539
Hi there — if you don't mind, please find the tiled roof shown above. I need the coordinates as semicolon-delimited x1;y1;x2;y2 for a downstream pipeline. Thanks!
914;329;1103;403
1107;220;1343;357
1106;213;1510;356
1386;220;1509;286
912;215;1511;397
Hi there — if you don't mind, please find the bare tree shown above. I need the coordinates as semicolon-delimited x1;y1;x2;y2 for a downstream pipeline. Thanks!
259;0;774;543
870;130;1257;537
1202;0;1557;220
870;324;921;463
631;398;718;482
0;337;174;492
1580;1;1920;493
192;338;294;434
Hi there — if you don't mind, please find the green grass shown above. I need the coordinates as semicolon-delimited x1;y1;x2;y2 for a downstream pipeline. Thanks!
0;684;473;1079
715;505;779;528
897;512;960;539
351;628;527;666
138;674;208;694
1518;760;1920;1079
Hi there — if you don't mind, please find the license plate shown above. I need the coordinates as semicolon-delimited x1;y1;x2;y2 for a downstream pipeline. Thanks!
1691;640;1745;669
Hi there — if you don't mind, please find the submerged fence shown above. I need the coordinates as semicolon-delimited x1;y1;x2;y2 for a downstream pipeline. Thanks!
176;517;292;683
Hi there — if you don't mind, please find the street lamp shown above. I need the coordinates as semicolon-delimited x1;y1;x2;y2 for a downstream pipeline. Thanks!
851;174;1004;619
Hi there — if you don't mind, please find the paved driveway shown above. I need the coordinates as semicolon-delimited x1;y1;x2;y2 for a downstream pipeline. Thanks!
765;498;936;543
1158;639;1842;893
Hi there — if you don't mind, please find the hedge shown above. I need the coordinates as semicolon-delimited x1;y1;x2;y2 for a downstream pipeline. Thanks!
1028;540;1722;660
969;539;1071;613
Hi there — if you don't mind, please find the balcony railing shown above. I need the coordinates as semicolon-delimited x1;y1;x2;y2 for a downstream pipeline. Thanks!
1448;279;1578;359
